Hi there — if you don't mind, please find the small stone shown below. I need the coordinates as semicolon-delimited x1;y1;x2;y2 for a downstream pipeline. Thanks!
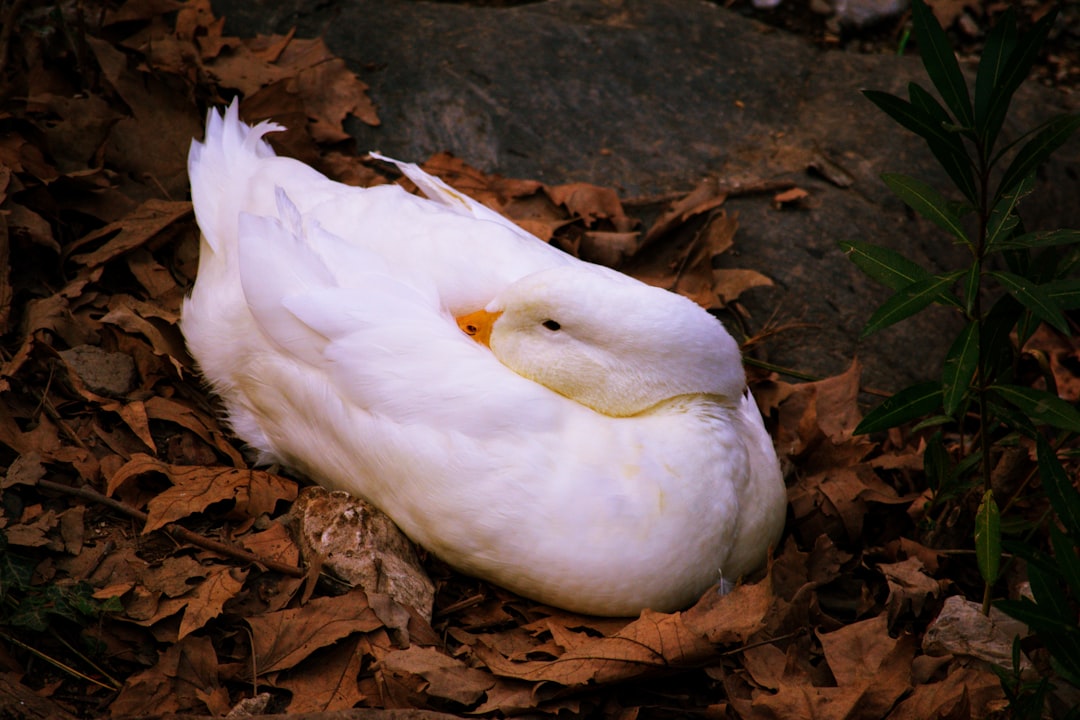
288;486;435;620
832;0;909;28
59;344;136;396
923;595;1032;673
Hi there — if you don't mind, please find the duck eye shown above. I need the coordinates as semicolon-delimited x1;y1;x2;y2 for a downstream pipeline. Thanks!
542;319;561;331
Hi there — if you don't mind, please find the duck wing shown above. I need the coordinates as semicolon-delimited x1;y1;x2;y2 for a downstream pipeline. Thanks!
235;192;559;435
189;101;573;315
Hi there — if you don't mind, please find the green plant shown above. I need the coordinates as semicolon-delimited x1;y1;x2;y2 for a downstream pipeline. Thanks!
843;0;1080;697
0;530;123;688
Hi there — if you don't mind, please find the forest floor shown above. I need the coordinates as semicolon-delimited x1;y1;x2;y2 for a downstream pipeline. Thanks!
0;1;1078;719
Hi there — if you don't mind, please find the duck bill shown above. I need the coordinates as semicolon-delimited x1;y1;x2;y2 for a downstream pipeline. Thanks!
456;309;501;347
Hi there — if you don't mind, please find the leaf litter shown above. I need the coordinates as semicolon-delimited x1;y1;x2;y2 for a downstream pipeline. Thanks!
0;1;1077;719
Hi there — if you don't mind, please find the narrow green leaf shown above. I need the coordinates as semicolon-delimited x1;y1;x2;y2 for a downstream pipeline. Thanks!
863;89;942;140
923;431;954;494
985;174;1034;252
962;261;979;316
997;597;1071;634
1037;434;1080;534
1049;525;1080;601
985;396;1039;438
1044;278;1080;310
974;6;1017;131
911;414;955;433
1054;245;1080;280
866;86;974;197
1048;646;1080;690
992;385;1080;433
839;240;933;290
998;114;1080;200
979;8;1060;156
910;0;973;127
975;490;1001;584
907;84;978;203
854;381;943;434
991;229;1080;251
1028;562;1071;622
980;295;1022;384
861;272;963;337
882;173;970;245
942;320;979;416
989;270;1070;335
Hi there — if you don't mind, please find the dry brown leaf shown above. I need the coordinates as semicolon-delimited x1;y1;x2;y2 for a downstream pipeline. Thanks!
472;580;771;688
4;507;58;548
273;637;367;713
642;176;728;246
544;182;634;231
106;454;296;533
279;37;380;134
771;534;852;605
771;186;809;208
143;555;212;598
741;643;786;691
878;556;944;626
713;267;773;305
110;635;229;717
577;231;641;266
471;608;706;685
205;44;291;96
245;590;384;674
2;452;46;489
68;200;193;267
890;665;1000;720
379;646;495;706
817;614;897;685
239;521;301;568
178;566;248;639
144;396;247;468
27;94;119;174
84;38;203;197
752;630;915;720
682;576;775;644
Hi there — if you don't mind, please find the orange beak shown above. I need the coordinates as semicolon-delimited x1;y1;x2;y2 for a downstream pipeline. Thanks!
456;309;502;347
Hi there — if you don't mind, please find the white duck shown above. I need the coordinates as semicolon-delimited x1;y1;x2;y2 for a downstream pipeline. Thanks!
182;101;786;616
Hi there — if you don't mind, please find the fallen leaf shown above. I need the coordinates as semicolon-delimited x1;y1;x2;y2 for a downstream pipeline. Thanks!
245;590;383;674
178;566;248;639
273;636;367;713
878;556;944;626
378;646;495;706
110;634;229;717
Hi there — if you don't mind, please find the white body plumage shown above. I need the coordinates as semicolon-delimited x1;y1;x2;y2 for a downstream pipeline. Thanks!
182;102;786;616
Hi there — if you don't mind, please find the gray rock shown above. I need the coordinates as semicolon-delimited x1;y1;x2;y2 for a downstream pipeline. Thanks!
287;487;435;621
58;344;137;396
213;0;1079;393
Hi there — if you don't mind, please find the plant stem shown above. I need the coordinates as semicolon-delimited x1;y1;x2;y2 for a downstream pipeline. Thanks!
974;139;996;617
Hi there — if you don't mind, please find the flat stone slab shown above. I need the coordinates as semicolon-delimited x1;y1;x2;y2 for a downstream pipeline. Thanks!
213;0;1078;392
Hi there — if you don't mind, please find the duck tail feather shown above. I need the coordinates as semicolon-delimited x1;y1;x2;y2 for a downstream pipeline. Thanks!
189;99;285;253
369;151;536;240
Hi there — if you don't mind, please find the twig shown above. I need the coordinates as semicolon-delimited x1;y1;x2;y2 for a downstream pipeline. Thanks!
719;629;803;656
744;357;893;398
48;627;123;689
33;383;90;452
36;478;305;578
621;178;798;207
0;630;118;691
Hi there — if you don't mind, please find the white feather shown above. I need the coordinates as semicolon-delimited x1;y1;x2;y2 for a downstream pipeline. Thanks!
182;100;787;616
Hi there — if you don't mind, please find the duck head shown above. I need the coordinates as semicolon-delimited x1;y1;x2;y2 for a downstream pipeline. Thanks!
458;265;746;417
